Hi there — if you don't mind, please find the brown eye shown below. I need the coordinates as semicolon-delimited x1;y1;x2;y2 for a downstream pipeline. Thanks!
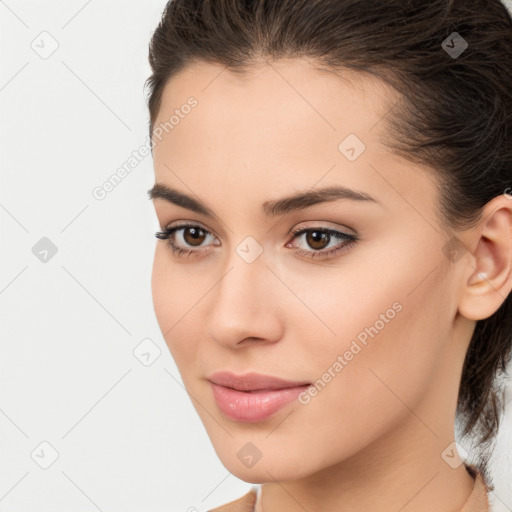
183;227;207;247
155;224;220;257
287;226;358;259
305;230;331;250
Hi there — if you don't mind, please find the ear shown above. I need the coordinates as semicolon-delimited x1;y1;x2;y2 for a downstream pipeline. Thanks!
458;194;512;321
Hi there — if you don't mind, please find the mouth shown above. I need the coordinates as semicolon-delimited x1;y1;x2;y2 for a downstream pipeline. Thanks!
207;371;311;422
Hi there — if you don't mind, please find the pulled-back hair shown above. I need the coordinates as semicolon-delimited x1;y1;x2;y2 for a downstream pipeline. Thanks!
145;0;512;479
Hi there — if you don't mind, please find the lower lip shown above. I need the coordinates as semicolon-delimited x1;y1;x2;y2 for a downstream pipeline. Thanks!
209;382;310;422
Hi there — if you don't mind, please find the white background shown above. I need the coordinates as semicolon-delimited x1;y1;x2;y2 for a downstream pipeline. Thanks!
1;1;511;511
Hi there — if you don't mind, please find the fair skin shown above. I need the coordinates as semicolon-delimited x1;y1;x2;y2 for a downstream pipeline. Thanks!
149;58;512;512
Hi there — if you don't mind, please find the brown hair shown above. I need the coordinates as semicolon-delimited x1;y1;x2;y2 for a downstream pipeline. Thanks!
145;0;512;479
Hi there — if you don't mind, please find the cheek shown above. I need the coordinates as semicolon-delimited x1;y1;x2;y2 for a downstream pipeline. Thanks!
296;248;453;452
299;240;445;394
150;246;202;366
151;246;173;332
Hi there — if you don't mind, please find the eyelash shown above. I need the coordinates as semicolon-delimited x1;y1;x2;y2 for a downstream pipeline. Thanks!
155;223;358;260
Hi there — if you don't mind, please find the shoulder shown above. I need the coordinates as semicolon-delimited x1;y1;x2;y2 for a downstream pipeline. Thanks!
208;488;257;512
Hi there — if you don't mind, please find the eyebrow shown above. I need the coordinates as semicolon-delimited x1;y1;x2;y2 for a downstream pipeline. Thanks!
147;183;379;218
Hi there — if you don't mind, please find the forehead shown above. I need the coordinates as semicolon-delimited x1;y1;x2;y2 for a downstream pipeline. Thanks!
151;58;439;220
153;58;396;153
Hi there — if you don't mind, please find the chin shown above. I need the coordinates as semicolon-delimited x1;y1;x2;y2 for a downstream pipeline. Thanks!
212;445;315;483
222;459;301;484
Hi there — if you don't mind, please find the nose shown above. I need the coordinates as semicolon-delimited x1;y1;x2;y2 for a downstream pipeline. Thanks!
206;256;285;349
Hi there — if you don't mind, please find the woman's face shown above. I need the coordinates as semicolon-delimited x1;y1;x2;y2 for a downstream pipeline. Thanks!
150;58;466;482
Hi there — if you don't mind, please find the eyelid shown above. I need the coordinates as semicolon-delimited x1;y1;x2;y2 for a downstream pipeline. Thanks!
163;219;212;232
288;221;357;237
161;220;356;243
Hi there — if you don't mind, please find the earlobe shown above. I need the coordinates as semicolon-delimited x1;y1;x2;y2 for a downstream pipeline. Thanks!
458;199;512;321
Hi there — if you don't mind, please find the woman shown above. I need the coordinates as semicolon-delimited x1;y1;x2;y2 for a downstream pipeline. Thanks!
145;1;512;510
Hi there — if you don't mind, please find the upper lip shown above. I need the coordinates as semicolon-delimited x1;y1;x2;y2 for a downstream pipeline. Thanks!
207;371;311;391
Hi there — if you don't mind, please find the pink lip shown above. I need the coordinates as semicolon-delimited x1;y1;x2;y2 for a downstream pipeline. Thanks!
207;371;311;422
